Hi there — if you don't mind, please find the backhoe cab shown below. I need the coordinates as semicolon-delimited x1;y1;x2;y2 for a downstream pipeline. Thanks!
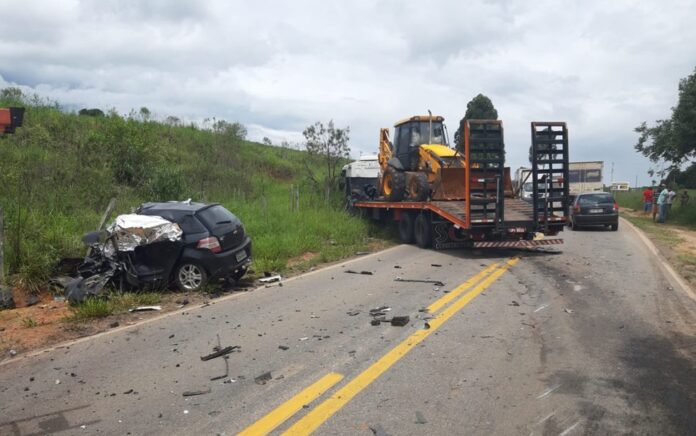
379;114;466;201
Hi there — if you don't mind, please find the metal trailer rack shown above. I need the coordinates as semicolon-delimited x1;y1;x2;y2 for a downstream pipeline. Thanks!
353;121;569;249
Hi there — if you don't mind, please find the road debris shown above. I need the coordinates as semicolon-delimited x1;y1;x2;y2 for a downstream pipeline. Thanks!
345;270;373;275
129;305;162;312
415;411;428;424
355;251;370;255
510;301;520;307
430;264;442;267
182;387;211;397
259;275;282;283
563;307;573;314
394;277;444;287
200;345;240;361
346;310;361;316
254;371;273;385
278;345;290;350
299;337;309;341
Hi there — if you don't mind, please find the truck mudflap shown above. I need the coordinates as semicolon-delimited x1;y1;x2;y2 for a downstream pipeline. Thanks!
473;239;563;248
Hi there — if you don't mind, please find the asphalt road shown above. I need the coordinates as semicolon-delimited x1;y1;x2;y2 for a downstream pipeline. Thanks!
1;223;695;436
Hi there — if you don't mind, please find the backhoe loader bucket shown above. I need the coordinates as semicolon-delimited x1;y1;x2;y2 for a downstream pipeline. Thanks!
431;167;466;200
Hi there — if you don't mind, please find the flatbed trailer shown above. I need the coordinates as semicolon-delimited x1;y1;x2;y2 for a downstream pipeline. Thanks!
352;121;570;249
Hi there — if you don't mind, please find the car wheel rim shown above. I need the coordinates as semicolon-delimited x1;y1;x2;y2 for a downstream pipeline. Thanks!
179;265;202;290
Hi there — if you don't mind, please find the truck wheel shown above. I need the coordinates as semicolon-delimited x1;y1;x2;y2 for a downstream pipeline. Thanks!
382;167;405;201
406;172;429;201
175;263;208;292
414;213;432;248
398;212;415;244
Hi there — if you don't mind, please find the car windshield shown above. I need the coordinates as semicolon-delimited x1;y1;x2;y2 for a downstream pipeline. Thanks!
410;121;447;146
578;193;614;206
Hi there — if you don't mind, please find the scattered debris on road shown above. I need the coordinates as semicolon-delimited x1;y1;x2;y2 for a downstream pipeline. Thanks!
394;277;445;287
510;301;520;307
254;371;273;385
430;264;442;267
415;411;428;424
182;387;211;397
390;316;410;326
278;345;290;350
259;275;282;284
200;345;240;361
564;307;574;314
346;310;361;316
129;305;162;312
345;270;374;275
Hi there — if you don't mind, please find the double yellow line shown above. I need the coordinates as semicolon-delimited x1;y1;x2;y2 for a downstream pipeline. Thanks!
239;257;519;435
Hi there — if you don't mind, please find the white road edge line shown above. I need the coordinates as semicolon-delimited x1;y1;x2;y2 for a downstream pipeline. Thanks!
620;217;696;301
0;244;405;368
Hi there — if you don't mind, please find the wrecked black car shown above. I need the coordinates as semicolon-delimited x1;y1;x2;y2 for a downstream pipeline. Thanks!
67;201;252;302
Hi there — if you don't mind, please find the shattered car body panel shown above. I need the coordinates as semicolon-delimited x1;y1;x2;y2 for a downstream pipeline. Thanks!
103;214;183;256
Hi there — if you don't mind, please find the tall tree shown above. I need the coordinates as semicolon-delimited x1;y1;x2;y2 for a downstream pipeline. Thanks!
635;67;696;171
303;120;350;193
454;94;499;151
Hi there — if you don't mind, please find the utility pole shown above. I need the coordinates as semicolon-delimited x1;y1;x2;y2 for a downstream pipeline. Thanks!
610;162;614;185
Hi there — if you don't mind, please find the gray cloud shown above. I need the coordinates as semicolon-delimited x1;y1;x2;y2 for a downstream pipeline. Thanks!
1;0;695;185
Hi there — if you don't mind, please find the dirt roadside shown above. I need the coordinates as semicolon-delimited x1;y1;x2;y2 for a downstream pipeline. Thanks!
621;209;696;292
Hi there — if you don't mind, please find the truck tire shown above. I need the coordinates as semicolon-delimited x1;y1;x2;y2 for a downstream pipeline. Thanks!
406;172;429;201
398;212;415;244
414;213;432;248
382;166;405;201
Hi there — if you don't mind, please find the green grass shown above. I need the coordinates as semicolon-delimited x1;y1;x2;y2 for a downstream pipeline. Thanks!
21;317;38;328
615;188;696;230
66;291;162;321
0;89;387;290
677;253;696;267
621;214;682;245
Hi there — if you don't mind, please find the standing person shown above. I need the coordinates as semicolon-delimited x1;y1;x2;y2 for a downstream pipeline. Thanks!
656;184;669;223
680;190;690;207
667;189;676;212
642;186;653;213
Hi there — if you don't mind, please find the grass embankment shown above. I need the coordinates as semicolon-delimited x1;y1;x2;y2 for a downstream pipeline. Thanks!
0;90;390;306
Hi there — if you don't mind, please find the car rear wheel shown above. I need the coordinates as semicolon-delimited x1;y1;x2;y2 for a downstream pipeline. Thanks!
570;218;578;231
175;263;208;292
610;223;618;231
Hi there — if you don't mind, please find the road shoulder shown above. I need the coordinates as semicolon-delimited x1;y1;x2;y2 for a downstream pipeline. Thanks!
620;215;696;301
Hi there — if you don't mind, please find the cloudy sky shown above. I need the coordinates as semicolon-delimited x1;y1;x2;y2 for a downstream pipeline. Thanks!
1;0;695;185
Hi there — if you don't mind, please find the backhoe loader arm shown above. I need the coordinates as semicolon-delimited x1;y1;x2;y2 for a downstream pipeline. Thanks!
378;128;392;172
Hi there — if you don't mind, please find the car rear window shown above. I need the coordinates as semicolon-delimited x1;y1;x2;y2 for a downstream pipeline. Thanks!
197;205;237;230
177;214;208;234
578;193;614;205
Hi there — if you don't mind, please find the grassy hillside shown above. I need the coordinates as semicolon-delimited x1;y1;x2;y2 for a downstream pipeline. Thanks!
0;90;389;290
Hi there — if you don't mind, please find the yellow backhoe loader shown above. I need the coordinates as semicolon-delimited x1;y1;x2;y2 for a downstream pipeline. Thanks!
378;112;467;201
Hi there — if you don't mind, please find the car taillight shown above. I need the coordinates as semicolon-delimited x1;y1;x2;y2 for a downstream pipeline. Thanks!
573;204;580;213
613;202;619;211
197;237;222;253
